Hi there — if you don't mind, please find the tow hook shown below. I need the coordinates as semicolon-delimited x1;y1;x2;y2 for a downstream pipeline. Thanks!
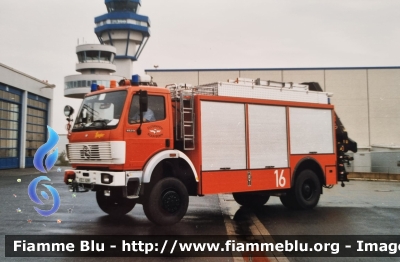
70;180;79;192
68;180;92;192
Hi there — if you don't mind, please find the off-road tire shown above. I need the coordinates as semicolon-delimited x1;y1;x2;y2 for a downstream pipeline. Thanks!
280;169;321;210
143;177;189;226
96;190;136;217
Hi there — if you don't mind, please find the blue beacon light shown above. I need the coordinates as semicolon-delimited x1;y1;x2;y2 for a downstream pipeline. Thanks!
91;83;98;92
132;74;140;86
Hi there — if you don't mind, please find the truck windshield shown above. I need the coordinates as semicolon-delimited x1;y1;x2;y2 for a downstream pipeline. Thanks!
73;90;127;131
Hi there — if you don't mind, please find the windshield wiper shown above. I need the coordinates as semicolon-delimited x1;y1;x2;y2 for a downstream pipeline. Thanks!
72;121;86;130
90;119;111;127
74;121;85;125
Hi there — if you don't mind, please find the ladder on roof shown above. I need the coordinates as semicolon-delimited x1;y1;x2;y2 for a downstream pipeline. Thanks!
194;78;329;104
226;78;309;90
180;91;195;150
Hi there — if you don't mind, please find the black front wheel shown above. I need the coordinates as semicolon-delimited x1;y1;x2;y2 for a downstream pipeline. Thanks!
96;190;136;217
143;177;189;226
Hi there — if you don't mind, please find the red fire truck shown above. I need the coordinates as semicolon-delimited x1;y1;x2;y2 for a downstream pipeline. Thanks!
64;76;357;225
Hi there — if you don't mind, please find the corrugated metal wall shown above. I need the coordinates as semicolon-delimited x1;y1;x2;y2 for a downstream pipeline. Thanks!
147;68;400;149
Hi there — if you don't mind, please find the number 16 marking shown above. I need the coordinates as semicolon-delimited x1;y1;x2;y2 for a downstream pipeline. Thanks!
275;170;286;188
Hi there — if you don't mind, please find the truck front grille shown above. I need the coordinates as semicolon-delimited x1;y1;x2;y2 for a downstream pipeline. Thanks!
67;142;112;163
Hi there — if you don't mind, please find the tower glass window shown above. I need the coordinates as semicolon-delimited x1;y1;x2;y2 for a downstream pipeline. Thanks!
106;2;139;13
85;51;99;62
99;51;112;62
77;52;85;63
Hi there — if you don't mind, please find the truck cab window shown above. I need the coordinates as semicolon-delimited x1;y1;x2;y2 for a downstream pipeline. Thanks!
73;90;127;131
129;95;165;123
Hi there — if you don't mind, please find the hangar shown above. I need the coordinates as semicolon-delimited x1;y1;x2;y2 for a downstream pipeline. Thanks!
0;63;54;169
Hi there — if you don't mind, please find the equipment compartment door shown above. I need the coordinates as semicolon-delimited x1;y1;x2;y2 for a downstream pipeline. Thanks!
200;101;246;171
289;107;334;154
248;105;288;168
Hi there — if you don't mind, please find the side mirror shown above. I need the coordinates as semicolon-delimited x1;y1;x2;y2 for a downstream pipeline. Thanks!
136;90;148;135
139;90;148;113
64;105;74;117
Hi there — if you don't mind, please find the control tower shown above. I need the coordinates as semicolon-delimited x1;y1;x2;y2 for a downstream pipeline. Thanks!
64;44;122;99
94;0;151;78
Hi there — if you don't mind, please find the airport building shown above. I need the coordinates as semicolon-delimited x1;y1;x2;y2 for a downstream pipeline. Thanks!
145;67;400;173
62;0;399;173
0;63;54;169
64;0;150;99
64;44;123;99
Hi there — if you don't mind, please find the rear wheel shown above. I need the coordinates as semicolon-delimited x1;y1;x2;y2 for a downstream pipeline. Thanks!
232;192;270;208
280;192;300;209
294;169;321;209
143;177;189;226
96;190;136;217
280;169;321;210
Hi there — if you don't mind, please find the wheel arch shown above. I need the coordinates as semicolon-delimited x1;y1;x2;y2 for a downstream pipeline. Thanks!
292;157;325;187
142;150;198;195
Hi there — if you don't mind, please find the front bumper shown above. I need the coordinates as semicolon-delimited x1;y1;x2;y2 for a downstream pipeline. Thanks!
65;169;143;198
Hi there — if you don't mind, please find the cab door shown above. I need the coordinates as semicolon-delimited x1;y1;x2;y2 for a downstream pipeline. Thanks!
124;93;171;170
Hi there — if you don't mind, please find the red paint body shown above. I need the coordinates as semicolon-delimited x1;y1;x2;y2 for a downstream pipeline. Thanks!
68;84;338;195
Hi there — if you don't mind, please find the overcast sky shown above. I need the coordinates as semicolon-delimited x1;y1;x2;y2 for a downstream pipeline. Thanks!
1;0;399;134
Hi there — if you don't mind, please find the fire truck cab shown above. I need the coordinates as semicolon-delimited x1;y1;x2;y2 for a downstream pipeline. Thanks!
64;75;357;225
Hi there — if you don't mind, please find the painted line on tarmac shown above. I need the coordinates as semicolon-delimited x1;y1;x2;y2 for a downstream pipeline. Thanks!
219;194;289;262
219;194;246;262
248;211;289;262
